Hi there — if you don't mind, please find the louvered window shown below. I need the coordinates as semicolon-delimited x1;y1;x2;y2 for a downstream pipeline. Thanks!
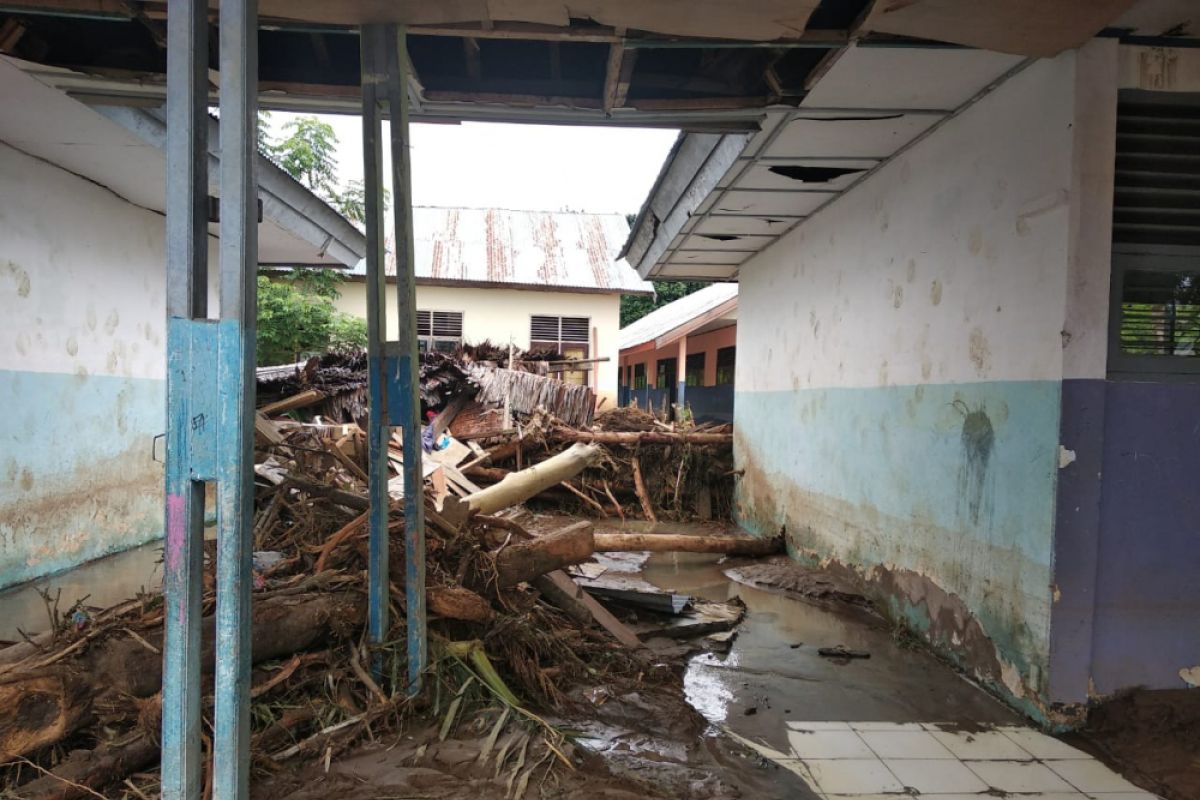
530;315;591;385
1109;92;1200;377
416;310;463;353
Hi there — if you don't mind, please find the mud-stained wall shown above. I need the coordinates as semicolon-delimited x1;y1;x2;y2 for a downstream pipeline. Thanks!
335;281;621;405
733;55;1082;716
0;141;214;588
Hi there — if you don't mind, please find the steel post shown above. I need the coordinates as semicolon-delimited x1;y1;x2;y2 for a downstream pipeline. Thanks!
161;1;209;797
383;24;426;694
359;24;392;679
213;0;258;796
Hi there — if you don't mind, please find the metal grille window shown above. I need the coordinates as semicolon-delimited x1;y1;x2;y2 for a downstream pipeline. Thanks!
685;352;705;387
656;357;677;390
416;310;463;353
530;315;591;385
1110;256;1200;375
715;346;736;385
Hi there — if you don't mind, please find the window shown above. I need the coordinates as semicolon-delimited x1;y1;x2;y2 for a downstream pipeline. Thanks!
531;315;591;385
656;357;677;390
685;352;705;387
417;310;463;353
716;346;736;385
633;363;646;390
1109;255;1200;375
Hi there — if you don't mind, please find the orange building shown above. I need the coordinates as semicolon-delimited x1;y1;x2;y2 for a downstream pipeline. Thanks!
617;284;737;422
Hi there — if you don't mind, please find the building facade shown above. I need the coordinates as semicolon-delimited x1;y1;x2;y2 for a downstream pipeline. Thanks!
333;207;653;406
623;38;1200;723
0;61;364;589
618;283;737;422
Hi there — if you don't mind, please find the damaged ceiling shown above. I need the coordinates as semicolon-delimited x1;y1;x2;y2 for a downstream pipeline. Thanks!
0;0;1170;127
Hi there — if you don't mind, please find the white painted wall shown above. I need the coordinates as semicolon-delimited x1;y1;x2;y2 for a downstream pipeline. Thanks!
334;281;622;404
733;53;1090;713
0;139;217;587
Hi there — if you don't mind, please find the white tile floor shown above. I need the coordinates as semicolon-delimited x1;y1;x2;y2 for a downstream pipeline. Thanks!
770;722;1162;799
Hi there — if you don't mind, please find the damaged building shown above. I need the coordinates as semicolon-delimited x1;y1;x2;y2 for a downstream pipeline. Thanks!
0;0;1197;798
623;21;1200;722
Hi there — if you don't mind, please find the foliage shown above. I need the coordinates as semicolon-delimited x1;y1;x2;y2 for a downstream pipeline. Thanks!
256;269;365;365
259;115;389;222
620;281;709;327
270;116;341;199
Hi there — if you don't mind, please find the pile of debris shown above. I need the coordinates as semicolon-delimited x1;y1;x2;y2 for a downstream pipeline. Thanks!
0;385;771;798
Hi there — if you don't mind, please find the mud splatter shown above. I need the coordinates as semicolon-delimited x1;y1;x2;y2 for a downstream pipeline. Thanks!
103;309;120;336
968;327;991;375
955;403;995;526
4;261;31;298
931;279;943;306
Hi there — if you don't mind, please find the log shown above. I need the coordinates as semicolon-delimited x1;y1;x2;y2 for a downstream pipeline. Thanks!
0;592;364;761
465;443;602;515
631;456;657;523
428;585;495;623
258;388;326;416
550;430;732;445
593;532;783;556
534;571;642;649
15;733;160;800
488;520;594;589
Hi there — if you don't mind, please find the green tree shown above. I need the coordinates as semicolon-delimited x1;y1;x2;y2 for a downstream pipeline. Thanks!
271;116;341;199
620;281;709;327
255;269;366;365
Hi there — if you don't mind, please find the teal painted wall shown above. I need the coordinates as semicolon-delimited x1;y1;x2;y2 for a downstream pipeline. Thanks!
0;368;165;588
735;381;1062;706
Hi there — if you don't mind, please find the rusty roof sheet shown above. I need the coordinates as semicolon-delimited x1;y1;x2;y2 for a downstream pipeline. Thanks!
353;207;653;295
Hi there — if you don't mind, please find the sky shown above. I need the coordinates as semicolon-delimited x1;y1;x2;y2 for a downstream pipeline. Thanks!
264;112;678;217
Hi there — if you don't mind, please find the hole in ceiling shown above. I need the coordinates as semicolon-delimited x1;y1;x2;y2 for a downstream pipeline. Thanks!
767;165;865;183
699;234;741;241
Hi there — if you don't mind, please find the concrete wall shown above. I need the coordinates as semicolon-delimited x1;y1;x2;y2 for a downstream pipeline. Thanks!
619;325;736;421
1050;41;1200;702
733;54;1083;717
0;141;215;589
336;281;622;405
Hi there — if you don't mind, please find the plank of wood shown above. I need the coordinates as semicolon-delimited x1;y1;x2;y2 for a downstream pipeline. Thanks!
534;570;642;649
258;388;325;416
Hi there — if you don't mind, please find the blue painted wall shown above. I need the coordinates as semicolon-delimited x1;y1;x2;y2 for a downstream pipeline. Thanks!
1092;379;1200;691
0;369;164;588
736;380;1062;707
687;384;734;423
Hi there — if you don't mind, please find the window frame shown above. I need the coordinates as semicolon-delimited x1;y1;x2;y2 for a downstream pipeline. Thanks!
685;352;706;387
530;314;592;386
1108;247;1200;380
715;346;736;385
417;309;464;353
633;363;647;390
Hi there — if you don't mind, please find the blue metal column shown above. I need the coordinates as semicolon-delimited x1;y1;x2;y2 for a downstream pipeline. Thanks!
161;1;209;798
359;25;392;679
213;0;258;797
383;25;427;693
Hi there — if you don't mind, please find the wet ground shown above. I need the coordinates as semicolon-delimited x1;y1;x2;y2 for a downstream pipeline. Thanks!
0;523;1174;799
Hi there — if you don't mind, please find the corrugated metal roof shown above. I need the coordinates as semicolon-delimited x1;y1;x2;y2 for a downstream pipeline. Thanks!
353;206;653;295
618;283;738;350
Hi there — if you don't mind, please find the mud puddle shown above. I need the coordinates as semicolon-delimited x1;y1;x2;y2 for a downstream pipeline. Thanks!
631;550;1020;754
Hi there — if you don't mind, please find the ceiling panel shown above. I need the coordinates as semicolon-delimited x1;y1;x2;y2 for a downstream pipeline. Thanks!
680;233;776;251
655;264;739;279
709;189;834;216
668;250;749;265
733;159;878;191
693;215;799;236
802;47;1023;110
764;114;939;158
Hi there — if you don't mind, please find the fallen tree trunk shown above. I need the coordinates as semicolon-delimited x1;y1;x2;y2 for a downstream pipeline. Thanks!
15;733;160;800
551;430;732;445
594;532;783;557
465;443;602;515
0;592;364;762
482;520;594;589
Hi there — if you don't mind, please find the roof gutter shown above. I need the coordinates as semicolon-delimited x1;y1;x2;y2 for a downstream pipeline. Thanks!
94;105;367;267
